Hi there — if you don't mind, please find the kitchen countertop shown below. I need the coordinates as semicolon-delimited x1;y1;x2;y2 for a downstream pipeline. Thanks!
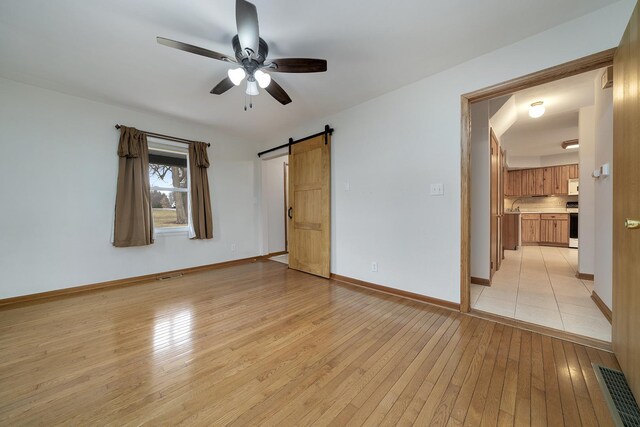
504;209;569;214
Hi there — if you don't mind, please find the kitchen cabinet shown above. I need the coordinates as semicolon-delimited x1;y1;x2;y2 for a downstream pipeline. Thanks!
503;213;520;250
552;165;570;195
533;168;544;195
542;167;553;195
520;213;568;246
506;164;578;197
539;214;569;245
521;214;541;244
568;164;579;179
506;170;521;197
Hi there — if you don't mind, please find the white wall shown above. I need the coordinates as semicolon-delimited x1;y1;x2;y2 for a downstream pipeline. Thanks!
260;156;287;255
257;1;634;304
579;106;596;275
593;71;614;309
489;96;517;139
471;101;490;280
0;78;261;299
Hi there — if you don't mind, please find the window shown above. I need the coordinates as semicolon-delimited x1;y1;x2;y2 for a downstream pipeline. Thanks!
148;142;190;232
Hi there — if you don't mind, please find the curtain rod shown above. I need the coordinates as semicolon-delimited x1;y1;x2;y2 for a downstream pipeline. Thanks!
115;125;211;147
257;125;333;158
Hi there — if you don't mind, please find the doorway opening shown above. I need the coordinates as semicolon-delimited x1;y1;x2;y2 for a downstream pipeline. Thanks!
462;50;615;343
261;154;289;264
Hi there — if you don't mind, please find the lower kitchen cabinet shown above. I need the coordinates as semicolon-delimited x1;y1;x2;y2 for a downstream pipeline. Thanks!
503;213;519;250
522;213;569;246
521;214;540;244
539;214;569;245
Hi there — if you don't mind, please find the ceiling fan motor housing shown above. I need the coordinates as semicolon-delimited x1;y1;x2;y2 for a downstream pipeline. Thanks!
232;35;269;75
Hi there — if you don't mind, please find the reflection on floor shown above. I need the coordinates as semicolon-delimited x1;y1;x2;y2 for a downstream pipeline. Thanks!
270;253;288;265
471;246;611;342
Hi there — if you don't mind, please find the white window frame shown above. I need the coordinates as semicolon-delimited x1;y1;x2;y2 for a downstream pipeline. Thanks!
148;138;191;235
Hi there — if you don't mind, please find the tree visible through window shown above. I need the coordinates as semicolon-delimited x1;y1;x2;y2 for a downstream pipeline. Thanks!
148;147;189;230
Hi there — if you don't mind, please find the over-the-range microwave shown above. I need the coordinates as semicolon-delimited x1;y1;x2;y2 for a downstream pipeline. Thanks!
568;178;579;195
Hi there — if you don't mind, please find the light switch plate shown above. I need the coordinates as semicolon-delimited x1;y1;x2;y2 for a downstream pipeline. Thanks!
430;183;444;196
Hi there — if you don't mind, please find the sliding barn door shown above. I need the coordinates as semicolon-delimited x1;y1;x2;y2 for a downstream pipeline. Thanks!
613;1;640;400
288;134;331;278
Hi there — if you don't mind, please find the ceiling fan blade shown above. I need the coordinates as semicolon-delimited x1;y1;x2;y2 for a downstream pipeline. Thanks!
210;77;235;95
265;78;292;105
269;58;327;73
236;0;259;55
157;37;236;63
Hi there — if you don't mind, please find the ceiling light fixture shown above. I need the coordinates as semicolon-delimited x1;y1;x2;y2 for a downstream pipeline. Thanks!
246;79;259;96
228;67;246;86
562;139;579;150
254;70;271;88
529;101;545;118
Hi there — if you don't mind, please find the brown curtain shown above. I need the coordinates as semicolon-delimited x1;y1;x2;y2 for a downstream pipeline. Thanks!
113;126;154;247
189;142;213;239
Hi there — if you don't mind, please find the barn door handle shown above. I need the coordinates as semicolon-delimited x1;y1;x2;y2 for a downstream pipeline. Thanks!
288;207;293;219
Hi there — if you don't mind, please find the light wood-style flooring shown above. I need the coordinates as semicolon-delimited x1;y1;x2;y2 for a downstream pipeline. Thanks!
0;261;619;425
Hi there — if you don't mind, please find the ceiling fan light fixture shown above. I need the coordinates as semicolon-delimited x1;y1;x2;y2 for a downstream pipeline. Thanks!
228;67;246;85
246;79;259;96
254;69;271;88
529;101;545;118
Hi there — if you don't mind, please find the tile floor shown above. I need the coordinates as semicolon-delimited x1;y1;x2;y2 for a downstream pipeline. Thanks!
471;246;611;342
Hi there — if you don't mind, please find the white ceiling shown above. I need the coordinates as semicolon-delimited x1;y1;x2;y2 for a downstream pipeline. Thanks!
0;0;619;141
500;69;603;157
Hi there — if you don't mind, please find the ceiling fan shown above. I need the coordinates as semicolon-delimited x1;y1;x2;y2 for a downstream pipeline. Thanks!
157;0;327;109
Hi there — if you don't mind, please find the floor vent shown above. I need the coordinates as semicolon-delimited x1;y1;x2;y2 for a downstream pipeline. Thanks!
593;364;640;426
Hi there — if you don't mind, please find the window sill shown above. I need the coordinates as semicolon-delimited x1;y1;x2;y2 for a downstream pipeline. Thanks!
155;228;190;237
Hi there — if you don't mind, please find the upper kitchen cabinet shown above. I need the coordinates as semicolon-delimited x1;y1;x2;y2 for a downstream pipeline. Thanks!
506;169;522;197
568;164;579;180
506;164;578;197
542;167;553;195
552;165;570;195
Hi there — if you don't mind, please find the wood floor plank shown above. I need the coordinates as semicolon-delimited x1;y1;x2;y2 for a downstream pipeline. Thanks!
499;327;521;422
563;341;599;427
553;338;582;427
515;331;532;426
479;325;513;427
575;344;615;427
530;333;548;427
380;320;487;426
0;261;619;426
462;323;505;426
413;322;497;425
541;335;565;427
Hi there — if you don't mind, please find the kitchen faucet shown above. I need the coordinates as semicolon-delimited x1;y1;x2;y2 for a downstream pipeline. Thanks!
510;198;522;212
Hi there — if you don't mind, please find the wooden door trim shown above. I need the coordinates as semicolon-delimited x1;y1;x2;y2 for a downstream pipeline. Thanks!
489;129;499;279
460;48;615;313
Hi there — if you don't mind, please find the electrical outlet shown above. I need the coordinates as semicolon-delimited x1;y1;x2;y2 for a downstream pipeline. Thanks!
371;262;378;272
430;183;444;196
230;243;236;252
344;182;351;191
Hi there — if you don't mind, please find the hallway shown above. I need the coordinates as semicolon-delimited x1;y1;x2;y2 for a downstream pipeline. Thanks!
471;246;611;342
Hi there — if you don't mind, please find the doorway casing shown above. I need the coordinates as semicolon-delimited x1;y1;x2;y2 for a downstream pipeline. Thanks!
459;48;615;312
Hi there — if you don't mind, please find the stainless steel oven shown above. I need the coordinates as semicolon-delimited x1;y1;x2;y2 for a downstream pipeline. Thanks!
567;202;578;248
